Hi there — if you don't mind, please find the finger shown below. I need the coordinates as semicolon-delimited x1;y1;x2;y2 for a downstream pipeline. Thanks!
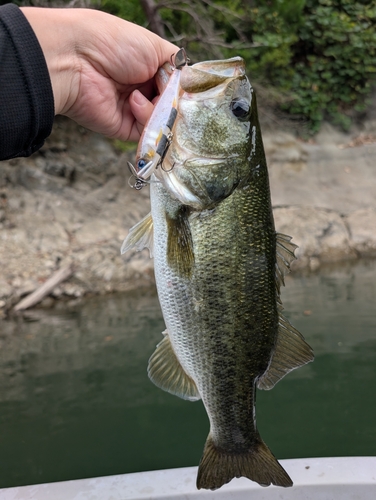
130;90;154;127
114;90;154;142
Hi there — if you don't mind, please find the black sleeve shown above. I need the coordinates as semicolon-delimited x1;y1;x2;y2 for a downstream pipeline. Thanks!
0;4;54;160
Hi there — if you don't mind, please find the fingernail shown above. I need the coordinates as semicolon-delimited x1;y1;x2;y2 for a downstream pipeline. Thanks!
132;90;147;106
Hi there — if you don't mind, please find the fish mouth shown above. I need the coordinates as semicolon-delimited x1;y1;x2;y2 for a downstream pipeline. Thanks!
180;57;245;93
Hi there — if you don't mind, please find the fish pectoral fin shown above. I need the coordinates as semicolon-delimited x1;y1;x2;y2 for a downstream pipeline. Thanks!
166;207;194;278
257;314;314;391
275;233;298;294
148;330;201;401
120;212;154;258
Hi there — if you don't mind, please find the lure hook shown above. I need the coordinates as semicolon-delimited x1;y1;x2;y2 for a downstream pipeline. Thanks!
158;132;174;172
161;160;175;173
170;47;189;70
127;161;148;190
174;47;189;69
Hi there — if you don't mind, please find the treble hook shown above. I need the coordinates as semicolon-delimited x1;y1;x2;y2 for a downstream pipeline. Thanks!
161;160;175;173
127;161;148;190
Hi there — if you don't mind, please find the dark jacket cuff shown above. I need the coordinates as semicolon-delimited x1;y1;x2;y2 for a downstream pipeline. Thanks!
0;4;55;160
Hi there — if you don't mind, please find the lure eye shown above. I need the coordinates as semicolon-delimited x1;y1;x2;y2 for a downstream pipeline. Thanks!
137;159;147;170
230;98;250;120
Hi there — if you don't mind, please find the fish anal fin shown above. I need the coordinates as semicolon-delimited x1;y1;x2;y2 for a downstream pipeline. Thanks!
166;206;194;278
275;233;298;293
148;330;200;401
197;434;292;490
121;212;154;257
257;314;314;390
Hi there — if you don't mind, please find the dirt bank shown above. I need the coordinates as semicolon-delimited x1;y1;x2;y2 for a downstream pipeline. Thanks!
1;114;375;313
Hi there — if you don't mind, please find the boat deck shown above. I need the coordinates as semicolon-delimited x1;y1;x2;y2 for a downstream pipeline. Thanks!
0;457;375;499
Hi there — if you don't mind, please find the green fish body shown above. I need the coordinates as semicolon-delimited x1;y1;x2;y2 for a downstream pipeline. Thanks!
122;57;314;491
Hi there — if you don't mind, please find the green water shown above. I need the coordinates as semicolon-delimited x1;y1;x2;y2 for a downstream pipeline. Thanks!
0;260;375;488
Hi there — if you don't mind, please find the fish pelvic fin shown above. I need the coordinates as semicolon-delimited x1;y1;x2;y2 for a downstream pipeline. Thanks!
121;212;154;258
148;330;201;401
166;206;194;278
257;313;314;390
197;434;293;490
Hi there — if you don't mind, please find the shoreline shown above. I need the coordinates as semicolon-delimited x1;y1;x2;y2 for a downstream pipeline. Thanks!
1;116;375;314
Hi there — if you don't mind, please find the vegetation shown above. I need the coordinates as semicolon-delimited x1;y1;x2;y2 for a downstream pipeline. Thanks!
97;0;376;133
287;0;376;132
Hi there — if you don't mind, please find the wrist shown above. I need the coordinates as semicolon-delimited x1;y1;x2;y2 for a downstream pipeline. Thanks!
20;7;80;116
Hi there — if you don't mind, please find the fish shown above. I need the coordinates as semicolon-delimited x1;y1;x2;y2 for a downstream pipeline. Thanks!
122;56;314;491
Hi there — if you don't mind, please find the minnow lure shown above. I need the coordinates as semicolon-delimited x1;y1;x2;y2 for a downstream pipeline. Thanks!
128;48;188;190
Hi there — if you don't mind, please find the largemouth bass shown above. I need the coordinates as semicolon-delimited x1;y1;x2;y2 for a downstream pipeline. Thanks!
122;56;314;491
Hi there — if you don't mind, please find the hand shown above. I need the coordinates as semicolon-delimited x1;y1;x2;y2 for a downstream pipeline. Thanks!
21;7;178;141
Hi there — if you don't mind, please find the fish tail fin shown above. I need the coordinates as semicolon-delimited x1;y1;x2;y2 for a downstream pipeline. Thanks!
196;434;292;490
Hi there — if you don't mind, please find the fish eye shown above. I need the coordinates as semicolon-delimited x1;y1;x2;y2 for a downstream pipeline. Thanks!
137;159;147;170
230;98;250;120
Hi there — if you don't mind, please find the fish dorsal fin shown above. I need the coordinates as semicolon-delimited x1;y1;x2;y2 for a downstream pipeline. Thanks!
167;207;194;278
120;212;154;258
275;233;298;293
148;330;201;401
257;314;314;390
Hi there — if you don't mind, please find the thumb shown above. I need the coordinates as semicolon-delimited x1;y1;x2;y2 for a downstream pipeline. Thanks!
130;90;154;128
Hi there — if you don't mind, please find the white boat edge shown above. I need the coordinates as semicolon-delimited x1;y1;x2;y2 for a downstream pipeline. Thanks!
0;457;375;500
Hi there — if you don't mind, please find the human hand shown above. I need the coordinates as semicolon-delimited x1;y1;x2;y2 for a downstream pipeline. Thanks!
21;7;178;141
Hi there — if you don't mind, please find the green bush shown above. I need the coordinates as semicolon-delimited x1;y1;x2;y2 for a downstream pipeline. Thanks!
288;0;376;132
99;0;146;26
220;0;376;132
97;0;376;133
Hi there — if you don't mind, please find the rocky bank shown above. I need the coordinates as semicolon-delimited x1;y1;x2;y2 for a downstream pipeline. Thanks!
0;114;375;313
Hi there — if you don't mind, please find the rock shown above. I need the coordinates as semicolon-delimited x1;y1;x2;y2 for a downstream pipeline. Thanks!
44;160;75;181
274;206;357;270
264;131;308;172
363;119;376;135
15;279;38;298
265;125;376;214
0;280;13;300
60;283;84;298
314;122;349;146
18;164;69;192
39;297;55;308
51;286;63;298
345;207;376;257
76;176;122;216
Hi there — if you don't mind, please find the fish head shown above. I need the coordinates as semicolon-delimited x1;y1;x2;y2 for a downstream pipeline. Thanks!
155;57;259;209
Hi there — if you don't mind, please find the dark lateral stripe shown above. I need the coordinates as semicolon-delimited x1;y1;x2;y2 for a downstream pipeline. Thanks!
166;107;178;131
156;134;169;157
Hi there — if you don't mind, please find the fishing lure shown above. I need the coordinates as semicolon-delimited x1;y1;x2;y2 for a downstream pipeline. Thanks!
128;48;188;190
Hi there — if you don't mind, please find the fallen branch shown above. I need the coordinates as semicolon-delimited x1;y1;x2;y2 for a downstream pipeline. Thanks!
13;265;74;312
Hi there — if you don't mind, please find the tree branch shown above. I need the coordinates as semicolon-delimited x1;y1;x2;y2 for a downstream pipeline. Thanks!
140;0;167;38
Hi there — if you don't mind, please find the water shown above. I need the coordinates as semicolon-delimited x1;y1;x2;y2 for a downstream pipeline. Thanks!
0;260;375;489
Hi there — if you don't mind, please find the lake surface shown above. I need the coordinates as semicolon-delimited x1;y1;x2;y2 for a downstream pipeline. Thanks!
0;259;375;488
